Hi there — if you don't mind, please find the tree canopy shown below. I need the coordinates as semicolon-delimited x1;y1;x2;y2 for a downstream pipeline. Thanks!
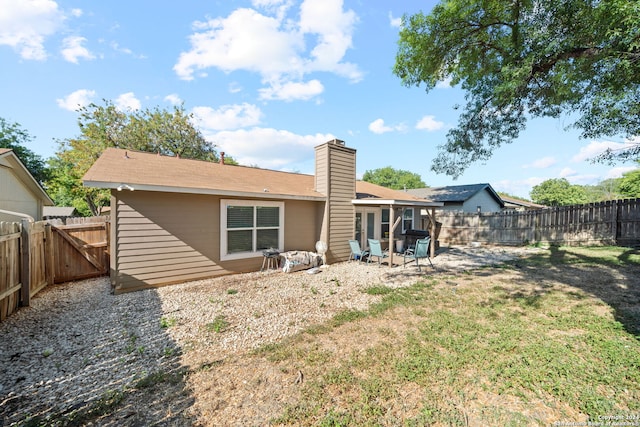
394;0;640;177
362;166;426;190
0;117;49;184
530;178;588;206
48;101;229;216
619;167;640;198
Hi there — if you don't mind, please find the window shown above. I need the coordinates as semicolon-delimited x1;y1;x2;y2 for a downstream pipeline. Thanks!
402;208;414;233
381;208;389;239
221;200;284;260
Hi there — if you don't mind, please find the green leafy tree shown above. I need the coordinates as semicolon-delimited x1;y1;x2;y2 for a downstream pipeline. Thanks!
48;100;231;216
582;178;623;202
394;0;640;177
362;166;426;190
530;178;589;206
618;167;640;198
0;117;50;184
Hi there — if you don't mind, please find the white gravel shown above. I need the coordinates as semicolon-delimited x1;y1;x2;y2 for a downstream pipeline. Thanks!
0;245;535;425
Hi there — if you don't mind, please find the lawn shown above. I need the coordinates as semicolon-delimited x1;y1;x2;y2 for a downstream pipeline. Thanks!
257;246;640;426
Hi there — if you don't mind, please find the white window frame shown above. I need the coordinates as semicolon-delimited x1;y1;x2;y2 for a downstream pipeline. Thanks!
402;208;414;233
220;199;284;261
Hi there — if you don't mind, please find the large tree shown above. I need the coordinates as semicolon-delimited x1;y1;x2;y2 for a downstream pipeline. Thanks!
0;117;49;184
362;166;426;190
618;167;640;198
394;0;640;177
49;101;229;215
530;178;588;206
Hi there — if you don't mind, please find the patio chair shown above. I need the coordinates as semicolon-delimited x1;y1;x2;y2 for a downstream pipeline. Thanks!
403;237;433;272
367;239;389;266
348;240;368;262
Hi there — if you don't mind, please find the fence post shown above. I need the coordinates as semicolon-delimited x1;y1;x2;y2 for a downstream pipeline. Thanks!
45;223;55;285
20;219;31;307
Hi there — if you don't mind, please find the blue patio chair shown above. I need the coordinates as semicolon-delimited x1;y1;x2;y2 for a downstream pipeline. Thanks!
348;240;368;262
403;237;433;272
367;239;389;266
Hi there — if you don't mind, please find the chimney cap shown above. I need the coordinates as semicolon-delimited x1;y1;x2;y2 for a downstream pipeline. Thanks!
329;138;345;146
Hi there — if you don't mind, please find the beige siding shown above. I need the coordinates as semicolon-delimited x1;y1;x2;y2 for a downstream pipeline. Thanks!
113;191;223;293
315;141;356;263
283;200;322;252
111;191;323;293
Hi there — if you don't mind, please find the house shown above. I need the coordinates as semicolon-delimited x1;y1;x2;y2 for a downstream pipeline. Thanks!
0;148;53;222
83;139;442;294
407;183;504;213
500;195;546;211
43;206;78;220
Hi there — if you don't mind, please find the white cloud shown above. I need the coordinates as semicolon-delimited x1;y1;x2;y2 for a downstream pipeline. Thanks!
258;79;324;101
572;139;638;162
164;93;182;105
0;0;66;60
56;89;96;111
61;36;94;63
415;115;444;132
565;174;600;186
493;177;546;199
559;167;576;178
369;118;406;134
523;156;556;169
70;8;82;17
388;12;401;28
115;92;141;111
228;82;243;93
192;103;263;131
173;0;361;97
204;127;334;170
605;166;638;179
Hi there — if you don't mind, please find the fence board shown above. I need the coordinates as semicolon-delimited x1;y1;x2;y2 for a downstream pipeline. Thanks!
0;221;21;320
436;198;640;247
0;216;109;322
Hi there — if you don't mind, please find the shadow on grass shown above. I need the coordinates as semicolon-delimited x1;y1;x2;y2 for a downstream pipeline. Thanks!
508;245;640;338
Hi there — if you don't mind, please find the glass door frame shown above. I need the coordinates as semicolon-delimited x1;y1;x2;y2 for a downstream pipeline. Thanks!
355;207;380;250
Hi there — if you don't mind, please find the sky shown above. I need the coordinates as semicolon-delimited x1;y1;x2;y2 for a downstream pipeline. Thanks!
1;0;638;199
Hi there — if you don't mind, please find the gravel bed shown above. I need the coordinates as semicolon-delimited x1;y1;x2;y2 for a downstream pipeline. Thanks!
0;245;536;425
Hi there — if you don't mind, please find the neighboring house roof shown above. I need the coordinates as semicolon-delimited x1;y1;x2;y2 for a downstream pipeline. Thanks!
501;195;546;209
407;183;504;208
83;148;442;207
0;148;54;206
43;206;78;217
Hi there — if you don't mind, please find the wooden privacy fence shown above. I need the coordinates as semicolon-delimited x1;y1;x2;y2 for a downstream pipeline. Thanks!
0;216;109;321
436;198;640;247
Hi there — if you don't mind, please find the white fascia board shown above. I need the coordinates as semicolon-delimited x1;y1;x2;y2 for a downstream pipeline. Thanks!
352;199;444;207
83;180;326;202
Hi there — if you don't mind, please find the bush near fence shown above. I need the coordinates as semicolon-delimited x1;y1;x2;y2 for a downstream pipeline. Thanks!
435;198;640;247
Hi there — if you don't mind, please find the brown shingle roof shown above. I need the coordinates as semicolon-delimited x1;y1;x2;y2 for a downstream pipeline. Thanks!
83;147;440;205
83;148;322;199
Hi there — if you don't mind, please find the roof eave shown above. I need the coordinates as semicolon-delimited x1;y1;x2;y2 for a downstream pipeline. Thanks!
352;199;443;207
83;180;326;202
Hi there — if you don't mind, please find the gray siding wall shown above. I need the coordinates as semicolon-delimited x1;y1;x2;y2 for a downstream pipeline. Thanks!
0;167;41;221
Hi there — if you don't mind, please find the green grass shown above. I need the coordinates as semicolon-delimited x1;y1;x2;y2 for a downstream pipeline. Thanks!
265;246;640;426
206;315;229;333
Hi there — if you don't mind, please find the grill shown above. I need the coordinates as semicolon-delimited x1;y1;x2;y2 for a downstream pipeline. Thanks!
402;229;430;251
